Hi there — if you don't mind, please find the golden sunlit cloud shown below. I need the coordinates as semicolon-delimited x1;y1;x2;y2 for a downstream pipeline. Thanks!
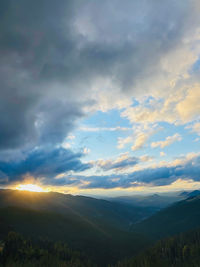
16;184;49;192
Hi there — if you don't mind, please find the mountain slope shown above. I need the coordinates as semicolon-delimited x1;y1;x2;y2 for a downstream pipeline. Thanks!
0;189;154;230
179;190;200;198
132;194;200;240
0;189;151;265
109;193;185;209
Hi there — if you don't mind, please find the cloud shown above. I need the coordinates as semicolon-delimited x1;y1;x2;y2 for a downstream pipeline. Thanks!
96;152;153;171
96;153;139;171
187;122;200;136
118;125;159;151
67;135;76;140
0;147;91;185
122;84;200;126
192;123;200;136
176;85;200;122
0;0;200;191
151;133;182;149
140;155;154;162
0;0;199;152
131;132;150;151
61;143;71;149
117;136;133;149
80;126;130;132
77;153;200;189
83;147;91;155
0;0;89;150
31;152;200;190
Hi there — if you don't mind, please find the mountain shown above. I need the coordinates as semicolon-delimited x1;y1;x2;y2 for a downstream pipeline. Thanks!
179;190;200;198
108;192;185;209
0;189;155;230
132;194;200;240
0;189;151;265
179;191;191;197
2;189;200;266
188;190;200;197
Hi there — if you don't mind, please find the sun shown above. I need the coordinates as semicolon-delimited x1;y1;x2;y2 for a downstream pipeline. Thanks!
16;184;48;192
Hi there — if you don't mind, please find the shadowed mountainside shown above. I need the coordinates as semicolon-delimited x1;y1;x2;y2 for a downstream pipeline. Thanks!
0;189;152;266
0;189;155;230
132;194;200;240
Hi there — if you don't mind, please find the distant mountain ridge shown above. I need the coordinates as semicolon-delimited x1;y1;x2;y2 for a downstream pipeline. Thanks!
179;190;200;198
107;192;186;209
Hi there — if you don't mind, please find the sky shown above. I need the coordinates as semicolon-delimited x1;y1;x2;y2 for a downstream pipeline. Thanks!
0;0;200;196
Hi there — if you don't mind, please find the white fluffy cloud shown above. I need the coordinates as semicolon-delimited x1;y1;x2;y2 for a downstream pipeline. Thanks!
176;85;200;122
117;136;133;149
190;122;200;136
118;125;159;151
151;133;182;149
131;132;150;151
122;84;200;127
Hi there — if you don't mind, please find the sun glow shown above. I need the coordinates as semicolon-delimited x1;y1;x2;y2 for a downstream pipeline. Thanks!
16;184;48;192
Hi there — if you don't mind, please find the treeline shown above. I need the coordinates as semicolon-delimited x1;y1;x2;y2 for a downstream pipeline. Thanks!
3;229;200;267
114;228;200;267
0;232;95;267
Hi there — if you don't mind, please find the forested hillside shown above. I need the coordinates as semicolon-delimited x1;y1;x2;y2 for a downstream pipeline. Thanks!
0;232;94;267
114;228;200;267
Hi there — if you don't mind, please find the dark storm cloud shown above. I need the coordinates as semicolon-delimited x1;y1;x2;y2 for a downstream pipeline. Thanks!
44;155;200;189
0;147;91;185
0;0;83;149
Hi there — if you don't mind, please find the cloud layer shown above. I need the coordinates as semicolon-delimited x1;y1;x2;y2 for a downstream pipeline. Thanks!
0;0;200;190
0;147;91;185
46;154;200;190
0;0;199;150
